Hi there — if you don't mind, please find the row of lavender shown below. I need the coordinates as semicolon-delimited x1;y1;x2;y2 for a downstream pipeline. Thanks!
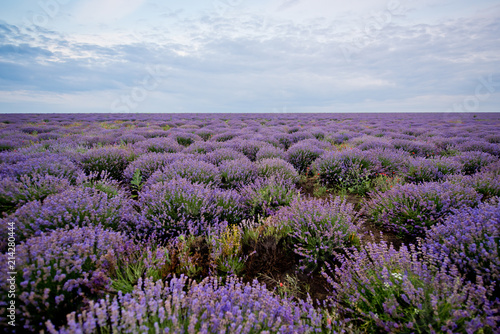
0;113;499;333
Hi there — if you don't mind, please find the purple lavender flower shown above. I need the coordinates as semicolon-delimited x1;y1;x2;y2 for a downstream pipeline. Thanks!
363;181;481;237
47;275;323;333
219;158;257;189
324;240;499;332
0;153;80;181
255;143;286;161
134;137;183;153
0;226;138;332
0;186;138;245
79;147;133;181
239;176;299;218
256;158;300;183
275;196;360;272
313;148;376;190
452;151;498;175
137;178;246;241
203;148;248;166
404;156;463;183
146;158;221;187
286;140;326;174
0;174;71;214
123;152;198;182
422;201;500;293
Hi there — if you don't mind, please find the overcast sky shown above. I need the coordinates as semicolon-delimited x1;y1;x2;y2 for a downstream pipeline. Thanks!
0;0;499;113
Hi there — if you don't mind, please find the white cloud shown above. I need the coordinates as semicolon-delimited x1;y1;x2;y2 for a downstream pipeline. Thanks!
73;0;147;24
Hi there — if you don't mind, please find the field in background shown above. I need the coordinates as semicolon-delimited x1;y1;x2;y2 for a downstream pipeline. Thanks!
1;113;499;333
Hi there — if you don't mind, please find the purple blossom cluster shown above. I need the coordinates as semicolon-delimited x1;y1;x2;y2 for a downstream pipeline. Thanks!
313;148;375;190
219;158;257;188
324;240;499;332
79;147;133;181
255;143;287;160
134;137;183;153
363;181;482;237
366;148;410;175
256;158;300;183
137;178;246;241
0;186;138;245
47;275;323;333
239;176;299;218
0;226;138;332
203;147;248;166
0;174;70;214
447;172;500;200
146;158;222;186
286;140;326;174
422;201;500;292
123;152;196;182
392;138;438;156
274;196;360;272
0;153;80;181
452;151;498;175
404;156;463;183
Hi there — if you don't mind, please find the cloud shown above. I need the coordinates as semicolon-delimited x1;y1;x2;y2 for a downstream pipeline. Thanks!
73;0;148;24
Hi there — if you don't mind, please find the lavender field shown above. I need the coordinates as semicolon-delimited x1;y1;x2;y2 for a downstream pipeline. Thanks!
1;112;499;333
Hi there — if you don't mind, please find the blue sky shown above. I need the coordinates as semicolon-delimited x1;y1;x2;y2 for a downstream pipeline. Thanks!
0;0;499;113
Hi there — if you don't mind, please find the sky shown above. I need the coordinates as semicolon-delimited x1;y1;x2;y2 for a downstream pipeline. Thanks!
0;0;499;113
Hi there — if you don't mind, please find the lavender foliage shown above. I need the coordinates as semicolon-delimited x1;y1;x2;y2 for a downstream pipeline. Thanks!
48;275;323;334
79;147;133;181
363;181;482;237
324;240;499;332
422;202;500;292
256;158;300;183
275;197;360;272
313;148;375;191
0;186;138;245
137;178;246;241
146;158;221;186
0;226;138;332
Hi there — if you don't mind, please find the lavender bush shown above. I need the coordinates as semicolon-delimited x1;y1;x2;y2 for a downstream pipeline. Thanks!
363;181;481;237
392;139;437;156
286;140;326;174
447;172;500;200
0;226;138;332
80;147;133;181
453;140;500;156
134;137;183;153
324;240;499;332
123;152;196;182
137;178;246;241
275;197;360;272
314;148;375;194
366;148;411;175
422;202;500;293
218;158;257;188
146;158;221;186
47;275;323;334
256;157;300;183
405;156;462;183
255;143;286;160
452;151;498;175
203;148;248;166
0;187;138;245
0;174;70;213
0;154;79;181
240;176;299;218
